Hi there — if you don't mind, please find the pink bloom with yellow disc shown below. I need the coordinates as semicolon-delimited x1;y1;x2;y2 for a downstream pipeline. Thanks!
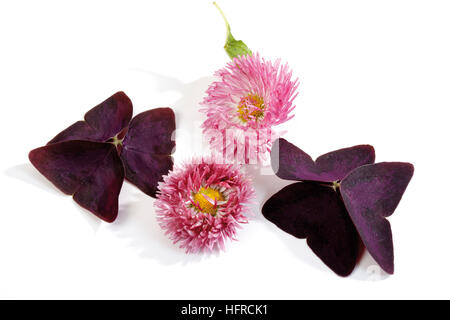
200;53;299;163
155;158;254;253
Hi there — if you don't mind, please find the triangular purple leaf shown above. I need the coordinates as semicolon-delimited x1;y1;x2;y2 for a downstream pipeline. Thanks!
48;92;133;144
29;141;124;222
340;162;414;274
271;138;375;182
262;182;361;277
121;108;175;197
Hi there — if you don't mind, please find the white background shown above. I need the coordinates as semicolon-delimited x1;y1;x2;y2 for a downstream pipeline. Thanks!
1;0;449;299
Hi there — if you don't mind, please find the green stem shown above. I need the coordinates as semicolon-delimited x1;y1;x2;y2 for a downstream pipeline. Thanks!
212;1;252;59
213;2;231;35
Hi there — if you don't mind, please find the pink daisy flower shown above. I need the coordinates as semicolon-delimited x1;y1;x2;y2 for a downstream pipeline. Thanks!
201;53;299;164
155;158;255;253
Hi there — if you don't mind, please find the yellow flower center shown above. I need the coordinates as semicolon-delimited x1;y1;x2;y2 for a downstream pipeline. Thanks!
237;94;265;123
192;187;225;215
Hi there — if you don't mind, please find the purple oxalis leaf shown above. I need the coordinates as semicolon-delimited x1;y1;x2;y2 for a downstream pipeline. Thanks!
265;138;414;276
121;108;176;197
29;141;124;222
262;182;361;277
271;138;375;182
340;162;414;274
48;92;133;144
29;92;176;222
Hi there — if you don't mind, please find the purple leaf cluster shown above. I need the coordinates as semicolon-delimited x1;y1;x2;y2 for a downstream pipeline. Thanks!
29;92;175;222
263;138;414;276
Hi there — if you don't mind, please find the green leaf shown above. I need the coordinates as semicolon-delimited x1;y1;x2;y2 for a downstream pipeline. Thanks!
213;2;252;59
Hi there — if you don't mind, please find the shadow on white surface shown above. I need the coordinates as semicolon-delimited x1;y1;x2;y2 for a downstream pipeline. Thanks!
243;164;292;221
5;163;62;196
131;69;214;161
5;163;103;231
110;187;212;266
352;251;390;281
243;164;331;274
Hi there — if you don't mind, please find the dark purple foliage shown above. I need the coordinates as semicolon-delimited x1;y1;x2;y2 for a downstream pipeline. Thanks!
340;162;414;274
262;182;361;277
121;108;176;197
263;138;413;276
29;141;124;222
48;92;133;144
29;92;176;222
271;138;375;182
